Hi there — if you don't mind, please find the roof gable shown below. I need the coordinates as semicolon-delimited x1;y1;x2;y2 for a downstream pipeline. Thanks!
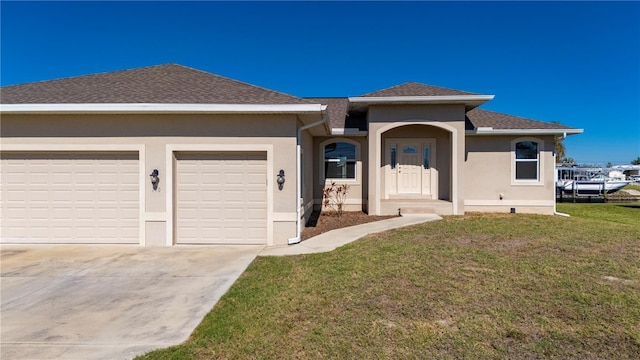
0;64;312;105
360;81;477;97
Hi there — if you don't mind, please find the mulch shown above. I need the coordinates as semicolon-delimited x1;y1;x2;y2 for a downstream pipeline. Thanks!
301;211;397;241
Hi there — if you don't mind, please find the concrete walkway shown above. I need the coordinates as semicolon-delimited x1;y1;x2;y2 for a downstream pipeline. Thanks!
260;214;441;256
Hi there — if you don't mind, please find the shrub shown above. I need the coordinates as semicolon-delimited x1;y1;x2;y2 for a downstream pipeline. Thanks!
322;182;350;217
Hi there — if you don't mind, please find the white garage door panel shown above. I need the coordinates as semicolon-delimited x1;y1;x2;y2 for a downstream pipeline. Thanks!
1;152;139;244
176;152;267;245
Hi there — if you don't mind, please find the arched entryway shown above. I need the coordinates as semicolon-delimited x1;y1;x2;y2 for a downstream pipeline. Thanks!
368;121;462;215
382;125;445;199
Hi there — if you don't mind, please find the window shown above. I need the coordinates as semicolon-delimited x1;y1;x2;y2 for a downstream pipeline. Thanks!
324;142;356;179
390;146;397;169
403;146;417;153
423;147;430;169
515;141;539;180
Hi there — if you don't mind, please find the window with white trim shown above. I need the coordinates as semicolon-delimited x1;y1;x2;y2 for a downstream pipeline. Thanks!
324;142;356;179
515;141;539;180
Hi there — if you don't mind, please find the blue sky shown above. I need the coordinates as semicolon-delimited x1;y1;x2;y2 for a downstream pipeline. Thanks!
2;1;639;165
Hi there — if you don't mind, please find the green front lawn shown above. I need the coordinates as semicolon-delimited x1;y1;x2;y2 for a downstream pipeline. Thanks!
139;205;640;359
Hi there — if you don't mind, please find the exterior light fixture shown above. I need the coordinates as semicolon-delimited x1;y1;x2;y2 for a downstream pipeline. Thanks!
277;169;285;190
150;169;160;191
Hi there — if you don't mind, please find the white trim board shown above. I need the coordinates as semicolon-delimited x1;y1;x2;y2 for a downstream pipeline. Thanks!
467;129;583;135
349;95;494;103
0;103;325;114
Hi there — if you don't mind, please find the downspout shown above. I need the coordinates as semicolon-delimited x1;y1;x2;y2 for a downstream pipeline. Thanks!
553;137;570;217
288;107;328;245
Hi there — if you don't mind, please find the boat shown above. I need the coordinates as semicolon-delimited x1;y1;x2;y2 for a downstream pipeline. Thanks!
560;179;630;195
556;166;630;195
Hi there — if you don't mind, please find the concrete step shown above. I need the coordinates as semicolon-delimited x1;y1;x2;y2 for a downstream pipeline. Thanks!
380;201;453;216
399;207;436;214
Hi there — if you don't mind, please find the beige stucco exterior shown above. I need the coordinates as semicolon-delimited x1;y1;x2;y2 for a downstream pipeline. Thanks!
0;64;582;247
464;135;556;214
1;113;307;246
1;106;566;246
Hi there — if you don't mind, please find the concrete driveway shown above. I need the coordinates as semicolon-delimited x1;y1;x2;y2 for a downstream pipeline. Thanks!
0;244;263;360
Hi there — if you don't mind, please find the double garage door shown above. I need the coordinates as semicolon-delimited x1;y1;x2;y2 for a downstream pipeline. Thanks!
1;151;267;245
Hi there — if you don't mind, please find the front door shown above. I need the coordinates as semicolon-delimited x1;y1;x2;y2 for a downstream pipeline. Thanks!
397;143;422;194
386;138;436;199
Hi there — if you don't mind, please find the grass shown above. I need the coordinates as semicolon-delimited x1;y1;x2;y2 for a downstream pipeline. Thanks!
138;206;640;359
557;203;640;226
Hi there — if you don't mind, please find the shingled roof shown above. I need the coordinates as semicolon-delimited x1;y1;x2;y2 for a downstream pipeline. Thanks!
305;97;349;129
0;64;313;105
466;109;574;131
360;81;478;97
1;65;580;133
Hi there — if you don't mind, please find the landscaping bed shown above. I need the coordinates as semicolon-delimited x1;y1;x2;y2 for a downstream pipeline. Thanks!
301;211;397;240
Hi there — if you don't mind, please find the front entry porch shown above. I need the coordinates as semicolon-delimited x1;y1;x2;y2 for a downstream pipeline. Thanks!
380;198;453;216
368;121;465;216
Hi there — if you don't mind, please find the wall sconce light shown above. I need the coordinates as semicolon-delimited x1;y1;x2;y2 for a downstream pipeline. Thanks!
277;169;285;190
150;169;160;191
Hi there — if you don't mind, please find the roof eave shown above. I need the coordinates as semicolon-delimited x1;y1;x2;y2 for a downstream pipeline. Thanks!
0;103;325;115
348;95;495;110
466;128;584;136
330;128;368;136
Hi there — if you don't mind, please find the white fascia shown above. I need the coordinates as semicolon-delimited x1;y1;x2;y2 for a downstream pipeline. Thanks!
0;103;325;114
331;128;368;136
348;95;495;106
466;128;584;136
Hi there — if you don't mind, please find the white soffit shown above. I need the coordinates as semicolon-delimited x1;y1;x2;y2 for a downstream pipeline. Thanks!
0;103;325;114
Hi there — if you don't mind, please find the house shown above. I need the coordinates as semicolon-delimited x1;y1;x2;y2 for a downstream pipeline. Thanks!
0;64;583;246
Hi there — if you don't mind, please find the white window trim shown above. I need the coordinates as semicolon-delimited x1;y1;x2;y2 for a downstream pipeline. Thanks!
511;137;544;186
319;138;360;184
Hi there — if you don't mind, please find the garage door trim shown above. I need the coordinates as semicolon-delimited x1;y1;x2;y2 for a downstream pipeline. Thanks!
166;144;274;246
0;144;146;245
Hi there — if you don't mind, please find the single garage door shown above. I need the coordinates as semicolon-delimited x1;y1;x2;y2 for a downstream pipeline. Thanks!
1;152;139;244
176;152;267;245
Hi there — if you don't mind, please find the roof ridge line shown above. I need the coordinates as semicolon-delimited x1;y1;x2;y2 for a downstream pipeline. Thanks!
181;65;314;104
359;81;413;96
